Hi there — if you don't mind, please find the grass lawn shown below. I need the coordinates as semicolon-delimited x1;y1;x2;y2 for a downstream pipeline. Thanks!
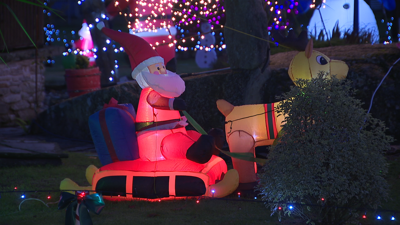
1;152;400;225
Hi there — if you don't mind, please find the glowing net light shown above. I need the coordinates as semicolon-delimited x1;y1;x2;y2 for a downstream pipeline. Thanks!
278;206;282;211
288;205;294;210
103;47;107;51
47;195;51;199
377;215;382;220
14;187;17;190
196;200;200;203
321;198;325;201
21;194;25;199
237;192;241;198
391;216;396;221
362;215;367;219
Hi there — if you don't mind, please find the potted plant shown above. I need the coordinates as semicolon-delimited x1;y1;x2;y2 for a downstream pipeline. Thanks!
62;54;101;98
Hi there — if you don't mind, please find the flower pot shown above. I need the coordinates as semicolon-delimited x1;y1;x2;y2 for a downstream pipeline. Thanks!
65;67;101;98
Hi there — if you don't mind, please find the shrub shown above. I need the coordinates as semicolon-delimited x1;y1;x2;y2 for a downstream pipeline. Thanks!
257;74;393;225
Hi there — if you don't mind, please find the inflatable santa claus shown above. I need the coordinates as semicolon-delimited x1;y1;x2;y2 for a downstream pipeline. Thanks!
97;22;216;164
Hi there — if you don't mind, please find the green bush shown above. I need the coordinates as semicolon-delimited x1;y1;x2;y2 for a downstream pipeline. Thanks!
257;74;393;225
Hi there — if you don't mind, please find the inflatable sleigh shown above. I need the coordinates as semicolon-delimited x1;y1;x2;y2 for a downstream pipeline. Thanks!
60;98;239;200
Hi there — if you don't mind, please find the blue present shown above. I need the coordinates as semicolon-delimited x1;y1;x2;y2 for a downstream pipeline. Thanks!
89;98;139;165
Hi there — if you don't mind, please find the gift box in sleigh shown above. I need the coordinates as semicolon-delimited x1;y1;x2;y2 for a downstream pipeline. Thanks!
60;98;239;200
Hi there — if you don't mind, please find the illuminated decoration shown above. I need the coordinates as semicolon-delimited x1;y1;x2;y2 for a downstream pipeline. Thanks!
216;39;348;185
60;24;239;200
308;0;380;43
88;98;139;166
216;99;285;184
288;39;349;82
1;188;399;222
264;0;300;31
195;22;217;68
73;20;96;67
381;17;397;45
105;0;227;53
106;0;177;64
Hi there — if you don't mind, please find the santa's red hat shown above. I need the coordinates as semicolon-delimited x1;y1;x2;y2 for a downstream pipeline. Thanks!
98;23;163;79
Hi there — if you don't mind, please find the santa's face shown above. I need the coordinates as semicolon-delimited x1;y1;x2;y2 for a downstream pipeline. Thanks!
141;63;185;98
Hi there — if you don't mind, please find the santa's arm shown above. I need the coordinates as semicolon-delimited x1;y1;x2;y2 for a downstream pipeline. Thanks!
147;90;186;110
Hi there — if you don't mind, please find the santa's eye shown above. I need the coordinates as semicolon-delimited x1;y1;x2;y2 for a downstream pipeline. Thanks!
316;55;328;65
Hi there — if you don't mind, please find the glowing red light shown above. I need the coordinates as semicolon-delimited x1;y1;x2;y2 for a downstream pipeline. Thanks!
47;195;51;199
196;200;199;203
14;187;17;190
158;199;161;202
362;215;367;219
321;198;325;201
278;206;282;210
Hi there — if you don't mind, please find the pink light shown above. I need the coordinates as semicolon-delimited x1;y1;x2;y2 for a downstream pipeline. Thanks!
287;9;291;13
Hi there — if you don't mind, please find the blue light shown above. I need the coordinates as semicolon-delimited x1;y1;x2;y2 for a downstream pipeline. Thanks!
47;12;51;16
289;205;294;210
254;197;257;199
180;29;184;33
211;189;215;193
21;194;25;199
377;215;381;220
391;216;396;221
71;31;75;35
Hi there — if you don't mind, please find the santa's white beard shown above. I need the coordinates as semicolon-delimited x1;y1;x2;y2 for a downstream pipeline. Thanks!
138;70;185;98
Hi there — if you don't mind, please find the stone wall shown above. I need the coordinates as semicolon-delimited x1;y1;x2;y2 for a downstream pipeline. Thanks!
0;59;46;126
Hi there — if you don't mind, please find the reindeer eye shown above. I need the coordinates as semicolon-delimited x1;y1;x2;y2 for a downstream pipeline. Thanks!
157;67;160;70
316;55;328;65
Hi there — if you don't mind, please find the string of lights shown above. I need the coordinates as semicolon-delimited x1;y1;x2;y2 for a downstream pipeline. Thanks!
1;187;399;221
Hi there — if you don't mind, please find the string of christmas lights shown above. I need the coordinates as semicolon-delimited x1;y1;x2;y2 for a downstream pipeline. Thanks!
381;17;398;45
1;187;399;222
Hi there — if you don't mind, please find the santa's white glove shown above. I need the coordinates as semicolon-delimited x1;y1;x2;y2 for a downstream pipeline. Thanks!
97;22;105;30
178;116;188;127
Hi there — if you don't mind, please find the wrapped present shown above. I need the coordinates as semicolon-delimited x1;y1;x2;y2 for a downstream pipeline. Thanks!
89;98;139;165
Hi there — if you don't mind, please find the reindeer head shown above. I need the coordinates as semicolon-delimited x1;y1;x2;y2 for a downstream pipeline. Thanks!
288;39;349;84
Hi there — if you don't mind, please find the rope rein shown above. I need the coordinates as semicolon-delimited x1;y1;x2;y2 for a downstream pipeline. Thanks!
225;109;274;134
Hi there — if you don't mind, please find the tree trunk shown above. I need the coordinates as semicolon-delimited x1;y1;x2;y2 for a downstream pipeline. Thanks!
224;0;271;104
80;0;116;87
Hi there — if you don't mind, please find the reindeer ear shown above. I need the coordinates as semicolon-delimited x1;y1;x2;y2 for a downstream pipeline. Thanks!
305;38;313;59
216;99;234;117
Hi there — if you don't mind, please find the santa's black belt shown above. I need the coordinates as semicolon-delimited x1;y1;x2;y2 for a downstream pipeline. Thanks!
135;119;181;132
